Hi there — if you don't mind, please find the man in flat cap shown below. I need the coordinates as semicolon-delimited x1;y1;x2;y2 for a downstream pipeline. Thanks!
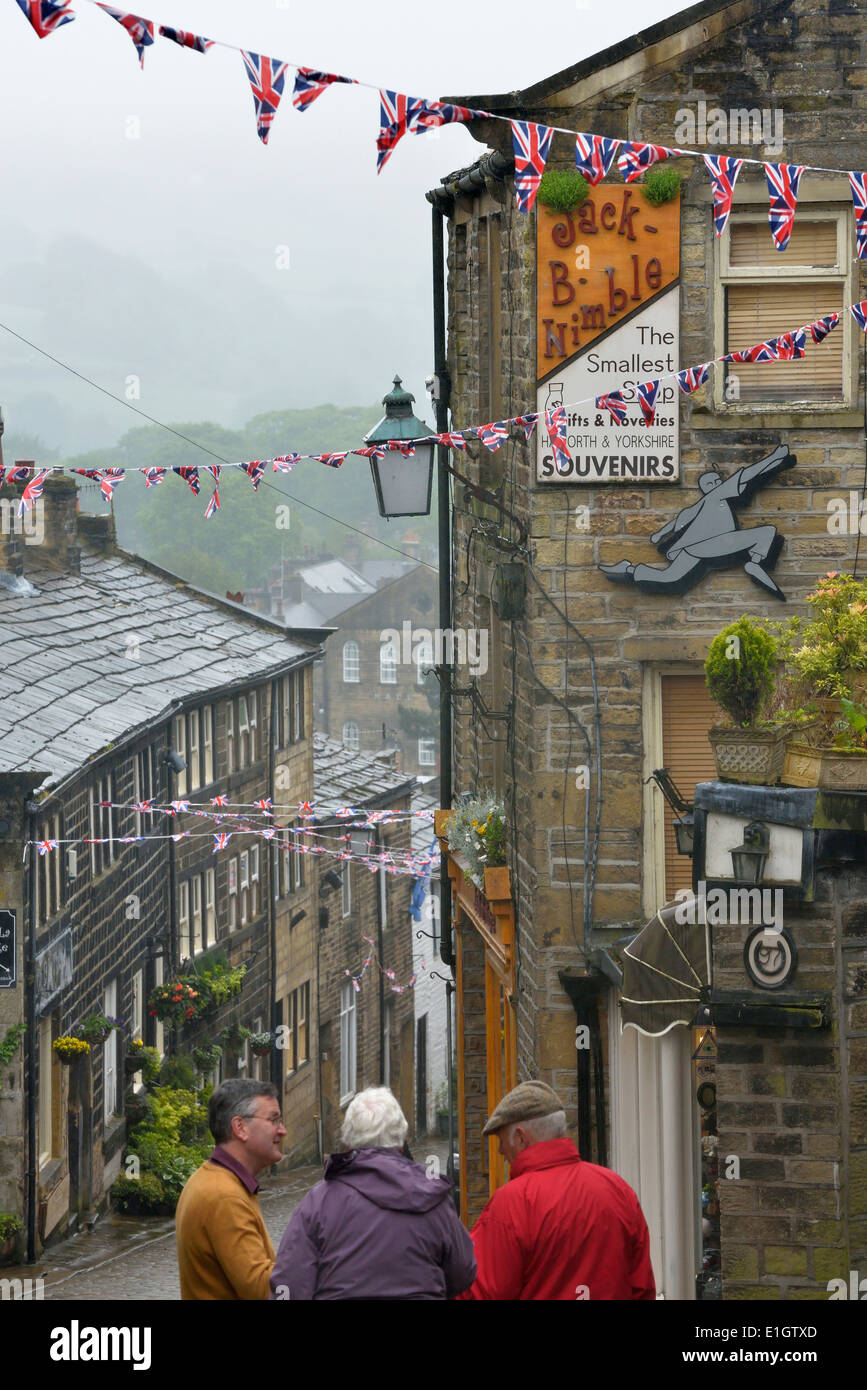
457;1080;655;1300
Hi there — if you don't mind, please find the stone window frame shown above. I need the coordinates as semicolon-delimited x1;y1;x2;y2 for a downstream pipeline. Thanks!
342;641;360;684
710;183;857;422
36;808;62;927
342;720;360;751
418;738;436;767
379;638;399;685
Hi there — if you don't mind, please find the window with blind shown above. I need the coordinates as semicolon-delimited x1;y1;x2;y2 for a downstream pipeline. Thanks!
660;674;720;899
719;214;848;406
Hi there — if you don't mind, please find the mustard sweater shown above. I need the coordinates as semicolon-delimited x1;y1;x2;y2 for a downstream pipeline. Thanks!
175;1160;275;1300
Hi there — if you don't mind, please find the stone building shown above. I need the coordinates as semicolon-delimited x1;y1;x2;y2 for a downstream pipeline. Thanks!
0;476;321;1256
312;733;417;1153
429;0;867;1298
314;562;441;776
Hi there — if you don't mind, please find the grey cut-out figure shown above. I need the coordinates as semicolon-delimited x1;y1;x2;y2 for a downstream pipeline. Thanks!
599;444;796;599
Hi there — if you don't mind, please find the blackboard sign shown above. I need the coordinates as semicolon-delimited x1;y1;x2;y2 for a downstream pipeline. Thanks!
0;910;15;989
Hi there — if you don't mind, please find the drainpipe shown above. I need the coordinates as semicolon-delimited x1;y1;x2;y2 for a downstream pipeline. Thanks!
25;803;38;1263
376;828;385;1085
432;202;454;971
268;678;279;1090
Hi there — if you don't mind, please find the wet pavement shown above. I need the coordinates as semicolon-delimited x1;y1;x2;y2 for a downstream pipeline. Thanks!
2;1137;454;1301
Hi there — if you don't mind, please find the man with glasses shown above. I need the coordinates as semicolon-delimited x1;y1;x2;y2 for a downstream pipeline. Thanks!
176;1078;287;1299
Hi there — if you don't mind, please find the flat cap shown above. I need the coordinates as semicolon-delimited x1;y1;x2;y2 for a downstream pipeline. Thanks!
483;1080;564;1136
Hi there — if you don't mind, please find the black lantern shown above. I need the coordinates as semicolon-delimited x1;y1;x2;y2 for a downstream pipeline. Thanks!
730;821;770;886
365;376;434;518
673;813;695;857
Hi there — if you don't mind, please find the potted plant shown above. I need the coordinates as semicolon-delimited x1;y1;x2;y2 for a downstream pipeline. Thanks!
248;1032;274;1058
445;797;508;891
75;1012;126;1047
0;1022;26;1095
53;1035;91;1065
787;573;867;709
191;1042;223;1075
705;617;790;785
0;1212;22;1263
148;979;203;1029
125;1037;161;1083
217;1021;252;1053
784;696;867;790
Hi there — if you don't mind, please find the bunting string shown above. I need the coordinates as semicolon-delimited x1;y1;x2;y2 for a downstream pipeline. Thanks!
13;0;867;231
2;301;857;512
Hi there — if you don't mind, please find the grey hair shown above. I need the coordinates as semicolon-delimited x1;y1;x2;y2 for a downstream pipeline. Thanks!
340;1087;408;1150
505;1110;568;1146
208;1079;279;1144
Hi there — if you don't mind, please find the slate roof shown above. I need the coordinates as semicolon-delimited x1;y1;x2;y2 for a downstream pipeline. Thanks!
0;545;316;791
313;732;415;812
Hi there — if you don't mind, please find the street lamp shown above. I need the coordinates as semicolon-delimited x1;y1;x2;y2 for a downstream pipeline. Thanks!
364;375;434;518
730;821;770;886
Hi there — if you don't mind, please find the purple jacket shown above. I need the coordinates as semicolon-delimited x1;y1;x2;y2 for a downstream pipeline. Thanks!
269;1148;476;1300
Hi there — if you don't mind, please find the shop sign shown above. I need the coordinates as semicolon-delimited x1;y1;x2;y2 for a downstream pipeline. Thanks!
35;928;73;1013
535;188;681;485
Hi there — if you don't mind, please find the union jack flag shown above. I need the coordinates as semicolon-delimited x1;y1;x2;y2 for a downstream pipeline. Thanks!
173;465;200;495
809;313;840;344
211;794;229;806
774;329;806;360
313;452;349;467
213;833;231;852
132;799;154;813
298;800;315;817
595;392;628;424
204;487;220;519
387;441;416;456
336;807;354;818
5;464;33;484
850;300;867;332
241;51;289;145
37;839;58;854
849;172;867;258
764;162;805;252
637;381;660;426
15;0;74;37
143;466;166;487
511;120;554;213
158;26;212;53
260;827;277;841
292;67;355;112
272;454;301;471
617;142;678;184
18;467;50;516
354;444;387;461
95;468;125;501
676;362;711;393
96;5;154;67
245;460;266;490
409;98;483;135
476;422;510;452
170;800;190;815
170;831;190;842
376;91;426;173
254;798;273;816
574;132;620;186
703;154;743;237
435;432;467;451
514;414;538;440
545;405;573;474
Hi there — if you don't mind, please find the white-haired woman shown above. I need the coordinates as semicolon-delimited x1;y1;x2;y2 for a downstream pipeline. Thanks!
269;1087;475;1300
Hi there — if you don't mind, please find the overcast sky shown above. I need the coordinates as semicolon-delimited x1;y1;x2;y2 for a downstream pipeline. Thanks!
0;0;687;453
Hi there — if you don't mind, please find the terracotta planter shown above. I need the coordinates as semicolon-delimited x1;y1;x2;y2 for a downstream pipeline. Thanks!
708;726;787;786
483;865;511;900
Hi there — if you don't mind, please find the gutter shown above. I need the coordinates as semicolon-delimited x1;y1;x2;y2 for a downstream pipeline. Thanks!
426;151;513;212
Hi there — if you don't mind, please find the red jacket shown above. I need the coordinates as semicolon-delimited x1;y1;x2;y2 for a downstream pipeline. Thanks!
458;1138;656;1301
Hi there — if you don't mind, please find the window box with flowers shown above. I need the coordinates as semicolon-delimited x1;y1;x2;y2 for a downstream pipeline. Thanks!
445;797;508;893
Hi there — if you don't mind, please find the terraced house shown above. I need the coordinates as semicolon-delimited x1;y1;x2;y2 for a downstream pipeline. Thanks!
0;474;322;1258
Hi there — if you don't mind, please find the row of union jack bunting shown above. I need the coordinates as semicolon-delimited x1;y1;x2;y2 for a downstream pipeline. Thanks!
12;1;867;252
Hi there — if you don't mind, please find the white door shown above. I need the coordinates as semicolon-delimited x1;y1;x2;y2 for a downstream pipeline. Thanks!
610;1009;699;1301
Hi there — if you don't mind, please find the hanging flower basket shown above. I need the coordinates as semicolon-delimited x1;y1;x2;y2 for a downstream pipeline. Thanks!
75;1013;126;1047
53;1036;91;1065
249;1032;274;1057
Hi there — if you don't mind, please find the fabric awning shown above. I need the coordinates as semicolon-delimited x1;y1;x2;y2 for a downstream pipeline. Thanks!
620;900;710;1037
